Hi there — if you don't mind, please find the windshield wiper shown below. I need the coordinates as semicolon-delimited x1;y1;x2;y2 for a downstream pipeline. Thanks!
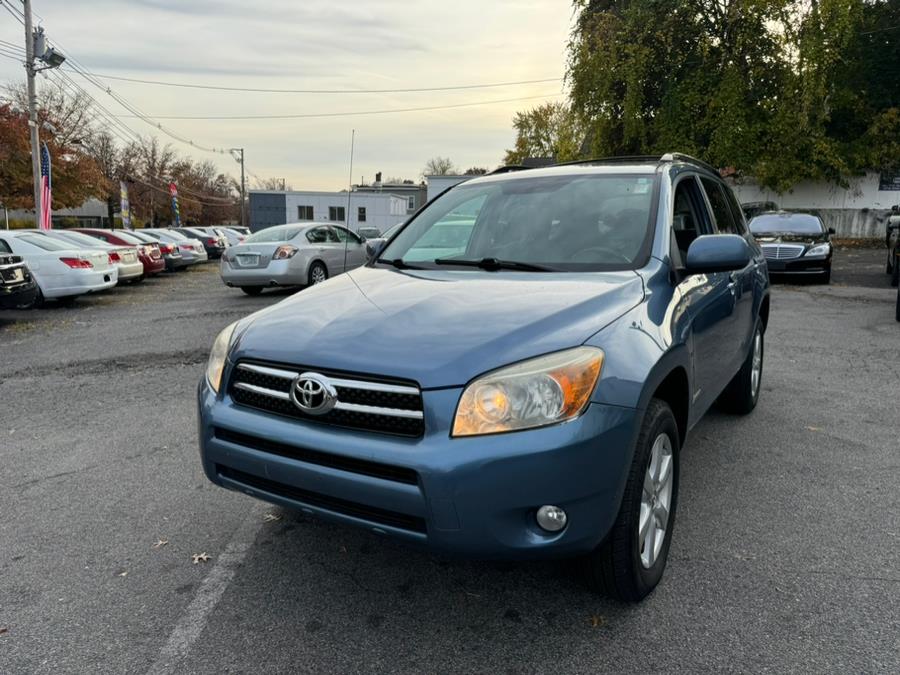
433;257;557;272
376;257;425;270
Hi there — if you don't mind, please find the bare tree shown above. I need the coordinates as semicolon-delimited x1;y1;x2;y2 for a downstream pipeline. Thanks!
423;157;456;176
252;176;292;191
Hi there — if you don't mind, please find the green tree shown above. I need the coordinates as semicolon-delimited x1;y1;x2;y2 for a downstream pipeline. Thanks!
503;101;585;165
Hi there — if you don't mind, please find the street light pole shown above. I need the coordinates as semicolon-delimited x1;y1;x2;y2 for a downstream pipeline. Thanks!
23;0;41;228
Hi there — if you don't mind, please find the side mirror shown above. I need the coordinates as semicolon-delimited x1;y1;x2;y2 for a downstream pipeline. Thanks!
366;239;387;261
827;227;836;235
685;234;751;274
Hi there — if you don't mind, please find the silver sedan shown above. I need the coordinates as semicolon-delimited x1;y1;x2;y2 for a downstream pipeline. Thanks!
220;222;367;295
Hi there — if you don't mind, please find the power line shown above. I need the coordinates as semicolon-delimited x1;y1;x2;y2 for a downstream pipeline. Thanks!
77;72;565;95
112;93;564;121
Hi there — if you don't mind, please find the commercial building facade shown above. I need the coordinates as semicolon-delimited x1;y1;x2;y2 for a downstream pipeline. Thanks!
249;190;407;234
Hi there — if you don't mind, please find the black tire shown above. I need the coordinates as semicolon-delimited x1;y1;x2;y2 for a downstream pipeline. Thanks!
308;261;328;286
892;255;899;287
240;286;263;296
717;321;764;415
887;251;893;275
21;285;43;309
580;399;680;602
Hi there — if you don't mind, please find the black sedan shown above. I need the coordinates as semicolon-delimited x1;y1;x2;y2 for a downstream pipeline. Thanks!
0;250;39;309
749;212;835;283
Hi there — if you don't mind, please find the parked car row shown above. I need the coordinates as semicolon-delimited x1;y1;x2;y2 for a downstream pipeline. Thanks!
0;225;247;308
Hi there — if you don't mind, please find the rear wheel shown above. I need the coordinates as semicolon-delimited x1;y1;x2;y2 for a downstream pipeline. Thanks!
308;262;328;286
580;399;679;602
240;286;263;296
717;321;763;414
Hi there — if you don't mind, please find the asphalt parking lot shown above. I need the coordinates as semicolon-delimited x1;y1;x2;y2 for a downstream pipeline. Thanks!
1;250;898;674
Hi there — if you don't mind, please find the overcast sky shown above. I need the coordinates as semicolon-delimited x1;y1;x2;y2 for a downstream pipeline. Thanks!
0;0;571;190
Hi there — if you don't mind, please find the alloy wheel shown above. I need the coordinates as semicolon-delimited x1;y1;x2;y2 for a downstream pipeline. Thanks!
311;266;327;284
639;433;674;569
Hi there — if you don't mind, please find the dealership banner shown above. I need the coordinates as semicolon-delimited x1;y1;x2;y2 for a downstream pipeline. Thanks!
120;181;132;230
168;182;182;226
879;171;900;191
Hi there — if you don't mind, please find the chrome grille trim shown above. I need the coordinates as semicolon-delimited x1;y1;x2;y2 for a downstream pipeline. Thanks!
233;382;425;420
236;363;420;395
761;243;805;260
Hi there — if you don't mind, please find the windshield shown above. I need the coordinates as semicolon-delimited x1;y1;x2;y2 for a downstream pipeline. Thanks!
152;229;190;241
110;231;142;245
245;225;304;243
130;231;156;243
18;234;72;251
750;213;824;235
51;232;110;248
380;173;657;270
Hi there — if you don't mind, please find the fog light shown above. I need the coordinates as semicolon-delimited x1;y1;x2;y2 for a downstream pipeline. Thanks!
536;505;567;532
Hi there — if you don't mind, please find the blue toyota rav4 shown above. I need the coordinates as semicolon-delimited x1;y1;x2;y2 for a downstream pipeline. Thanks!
198;154;770;601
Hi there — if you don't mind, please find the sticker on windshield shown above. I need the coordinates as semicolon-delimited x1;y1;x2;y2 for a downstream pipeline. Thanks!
634;179;651;194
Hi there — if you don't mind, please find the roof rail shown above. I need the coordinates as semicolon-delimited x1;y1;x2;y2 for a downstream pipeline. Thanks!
555;155;662;167
659;152;720;175
488;165;533;175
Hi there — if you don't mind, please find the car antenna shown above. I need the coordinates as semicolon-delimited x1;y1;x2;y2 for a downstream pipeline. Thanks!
343;129;356;273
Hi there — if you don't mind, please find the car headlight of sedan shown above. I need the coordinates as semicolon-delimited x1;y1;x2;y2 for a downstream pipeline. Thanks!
273;245;299;260
206;321;238;393
452;347;604;437
805;243;831;257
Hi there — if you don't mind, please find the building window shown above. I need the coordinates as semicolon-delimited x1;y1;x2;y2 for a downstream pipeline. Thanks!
298;205;314;221
328;206;345;222
358;206;367;222
407;196;416;210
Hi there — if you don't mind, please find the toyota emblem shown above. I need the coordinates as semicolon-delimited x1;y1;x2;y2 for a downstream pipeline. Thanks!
290;372;338;415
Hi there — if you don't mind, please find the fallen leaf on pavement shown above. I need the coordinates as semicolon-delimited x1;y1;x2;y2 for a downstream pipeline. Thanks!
805;426;821;432
192;552;211;564
118;571;128;577
152;539;169;549
0;627;8;636
589;615;607;628
263;513;282;523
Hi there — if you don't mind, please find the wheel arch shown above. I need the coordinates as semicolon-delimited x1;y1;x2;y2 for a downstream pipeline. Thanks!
759;293;771;333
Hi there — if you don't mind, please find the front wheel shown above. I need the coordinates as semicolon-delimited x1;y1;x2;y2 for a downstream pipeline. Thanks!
308;261;328;286
580;399;679;601
717;322;763;414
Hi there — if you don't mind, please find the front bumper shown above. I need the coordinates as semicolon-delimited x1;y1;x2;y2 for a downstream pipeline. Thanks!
220;258;307;287
0;279;38;308
765;256;831;274
197;379;638;559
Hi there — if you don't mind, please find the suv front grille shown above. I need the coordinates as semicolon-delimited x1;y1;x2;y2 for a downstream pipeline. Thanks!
229;361;425;437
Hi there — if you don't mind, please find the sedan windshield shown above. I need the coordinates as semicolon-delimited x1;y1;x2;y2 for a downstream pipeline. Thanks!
750;213;824;235
380;173;657;271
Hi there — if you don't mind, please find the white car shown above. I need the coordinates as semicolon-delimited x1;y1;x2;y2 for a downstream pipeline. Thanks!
26;229;144;283
0;230;118;303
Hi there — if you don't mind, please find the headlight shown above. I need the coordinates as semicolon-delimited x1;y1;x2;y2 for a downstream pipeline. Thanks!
206;321;238;393
805;243;831;257
452;347;604;437
273;245;298;260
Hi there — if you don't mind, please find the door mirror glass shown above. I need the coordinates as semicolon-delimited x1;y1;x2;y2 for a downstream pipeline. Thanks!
366;239;387;261
685;234;751;273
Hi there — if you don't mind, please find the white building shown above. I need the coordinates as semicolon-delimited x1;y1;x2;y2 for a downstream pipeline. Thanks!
249;190;407;234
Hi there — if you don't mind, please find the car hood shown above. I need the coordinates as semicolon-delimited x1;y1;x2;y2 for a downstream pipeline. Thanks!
232;266;644;389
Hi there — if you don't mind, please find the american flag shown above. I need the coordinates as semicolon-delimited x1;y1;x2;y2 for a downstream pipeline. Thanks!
39;142;52;230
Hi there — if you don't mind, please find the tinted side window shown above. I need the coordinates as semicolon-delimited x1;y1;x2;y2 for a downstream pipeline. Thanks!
700;178;738;234
0;239;11;253
721;184;750;235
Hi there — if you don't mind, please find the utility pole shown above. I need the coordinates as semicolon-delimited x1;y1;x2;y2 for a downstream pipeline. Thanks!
23;0;41;228
230;148;245;228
